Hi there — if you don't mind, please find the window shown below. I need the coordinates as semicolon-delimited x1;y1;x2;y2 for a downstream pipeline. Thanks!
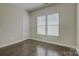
37;13;59;36
47;13;59;36
37;16;46;35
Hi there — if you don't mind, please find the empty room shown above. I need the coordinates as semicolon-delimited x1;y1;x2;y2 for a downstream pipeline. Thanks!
0;3;79;56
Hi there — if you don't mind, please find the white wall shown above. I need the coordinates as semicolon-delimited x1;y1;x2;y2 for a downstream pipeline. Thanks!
30;4;77;48
0;4;30;47
77;4;79;48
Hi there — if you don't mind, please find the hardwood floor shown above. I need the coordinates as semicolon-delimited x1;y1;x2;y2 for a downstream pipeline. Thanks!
0;39;78;56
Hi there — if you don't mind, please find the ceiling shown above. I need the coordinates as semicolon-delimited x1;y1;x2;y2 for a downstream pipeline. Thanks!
10;3;54;12
10;3;45;11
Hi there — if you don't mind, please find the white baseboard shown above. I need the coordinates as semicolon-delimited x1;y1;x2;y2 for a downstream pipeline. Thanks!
0;39;29;48
30;37;76;48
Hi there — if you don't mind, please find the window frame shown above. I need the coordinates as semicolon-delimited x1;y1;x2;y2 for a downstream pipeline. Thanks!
36;13;59;37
